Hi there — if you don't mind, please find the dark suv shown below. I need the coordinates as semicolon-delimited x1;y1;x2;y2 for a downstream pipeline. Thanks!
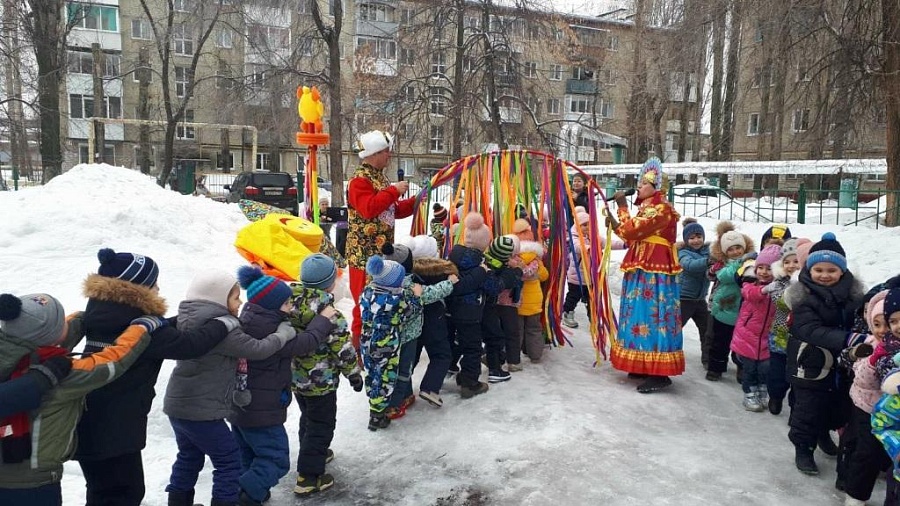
225;171;298;215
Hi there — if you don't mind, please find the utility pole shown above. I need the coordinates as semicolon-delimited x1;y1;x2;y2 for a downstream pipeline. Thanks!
137;47;151;174
91;43;106;163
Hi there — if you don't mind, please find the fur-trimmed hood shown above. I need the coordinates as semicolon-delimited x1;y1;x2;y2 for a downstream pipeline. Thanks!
413;257;458;278
677;240;711;251
518;240;544;258
710;221;755;261
83;273;168;316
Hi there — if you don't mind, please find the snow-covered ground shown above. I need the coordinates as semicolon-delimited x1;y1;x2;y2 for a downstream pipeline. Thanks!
2;164;900;505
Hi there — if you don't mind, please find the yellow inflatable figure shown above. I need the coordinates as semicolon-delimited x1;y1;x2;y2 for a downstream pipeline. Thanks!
234;213;324;281
297;86;324;133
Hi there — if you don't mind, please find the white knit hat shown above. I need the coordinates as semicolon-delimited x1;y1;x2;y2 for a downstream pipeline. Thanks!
185;269;239;309
356;130;394;159
720;230;746;253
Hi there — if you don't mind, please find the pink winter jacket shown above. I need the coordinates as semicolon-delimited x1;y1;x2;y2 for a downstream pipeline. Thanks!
730;281;776;361
566;228;624;286
851;335;882;413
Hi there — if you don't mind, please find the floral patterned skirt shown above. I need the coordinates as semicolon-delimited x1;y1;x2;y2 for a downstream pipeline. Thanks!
610;269;685;376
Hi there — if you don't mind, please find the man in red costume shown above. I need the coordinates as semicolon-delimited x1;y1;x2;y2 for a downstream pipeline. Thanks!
345;130;416;348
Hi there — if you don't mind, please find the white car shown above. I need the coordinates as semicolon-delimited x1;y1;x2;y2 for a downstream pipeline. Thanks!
672;184;733;200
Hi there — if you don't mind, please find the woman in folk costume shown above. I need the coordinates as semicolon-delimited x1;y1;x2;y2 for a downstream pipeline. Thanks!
607;157;684;393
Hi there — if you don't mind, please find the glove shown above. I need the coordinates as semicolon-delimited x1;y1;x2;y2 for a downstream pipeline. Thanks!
29;355;73;387
131;315;168;334
348;373;364;392
761;282;777;294
847;342;874;362
213;315;240;333
883;370;900;395
274;321;297;344
740;252;758;262
845;332;867;348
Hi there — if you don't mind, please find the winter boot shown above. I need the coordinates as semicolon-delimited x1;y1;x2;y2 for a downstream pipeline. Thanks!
795;446;819;475
460;381;489;399
367;411;391;431
705;371;721;381
636;375;672;393
562;311;578;328
401;395;416;409
325;448;334;463
419;390;444;407
743;391;764;412
757;385;769;407
238;491;263;506
818;432;839;457
385;406;406;420
768;396;783;415
294;473;335;496
488;369;511;383
506;363;523;372
446;364;460;377
168;490;195;506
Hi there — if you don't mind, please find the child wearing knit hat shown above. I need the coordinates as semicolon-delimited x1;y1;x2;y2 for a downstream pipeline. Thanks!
482;235;525;382
288;254;363;495
230;265;336;504
0;292;154;504
761;224;792;247
359;256;423;430
730;244;781;412
511;218;550;364
677;218;712;364
783;232;867;477
163;269;300;505
431;204;449;253
563;207;624;329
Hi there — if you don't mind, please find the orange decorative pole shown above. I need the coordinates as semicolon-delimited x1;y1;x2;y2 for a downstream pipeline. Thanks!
296;85;330;225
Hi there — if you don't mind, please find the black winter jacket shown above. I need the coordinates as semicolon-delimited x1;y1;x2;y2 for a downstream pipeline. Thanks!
785;268;865;391
446;245;488;322
412;257;459;340
75;275;229;461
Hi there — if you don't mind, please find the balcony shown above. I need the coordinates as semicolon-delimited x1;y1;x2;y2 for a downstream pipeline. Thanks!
356;19;398;38
566;79;597;95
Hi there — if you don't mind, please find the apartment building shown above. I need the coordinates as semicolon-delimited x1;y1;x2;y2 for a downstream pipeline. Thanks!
55;0;701;181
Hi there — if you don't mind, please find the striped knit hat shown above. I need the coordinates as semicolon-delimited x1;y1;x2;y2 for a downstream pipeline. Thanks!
237;265;292;311
97;248;159;287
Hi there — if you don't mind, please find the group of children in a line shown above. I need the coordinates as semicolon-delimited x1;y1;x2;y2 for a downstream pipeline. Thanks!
678;220;900;505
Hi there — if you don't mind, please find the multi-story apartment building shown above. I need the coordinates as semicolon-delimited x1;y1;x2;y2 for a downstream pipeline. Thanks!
52;0;701;182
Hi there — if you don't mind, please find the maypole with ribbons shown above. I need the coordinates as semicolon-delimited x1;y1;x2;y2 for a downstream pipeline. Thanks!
296;86;329;224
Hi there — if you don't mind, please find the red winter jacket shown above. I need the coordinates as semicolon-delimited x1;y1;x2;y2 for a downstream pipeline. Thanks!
730;281;776;361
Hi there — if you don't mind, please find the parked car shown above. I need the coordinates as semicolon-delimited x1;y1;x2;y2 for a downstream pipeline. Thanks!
316;176;332;193
224;170;299;215
672;184;733;200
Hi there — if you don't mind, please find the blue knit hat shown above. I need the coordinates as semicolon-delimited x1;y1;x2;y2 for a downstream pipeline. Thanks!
682;221;705;243
97;248;159;287
237;265;292;311
301;253;338;291
884;288;900;321
366;255;405;289
806;232;847;272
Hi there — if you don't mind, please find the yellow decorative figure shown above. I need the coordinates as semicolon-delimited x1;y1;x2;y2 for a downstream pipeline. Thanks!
297;85;324;134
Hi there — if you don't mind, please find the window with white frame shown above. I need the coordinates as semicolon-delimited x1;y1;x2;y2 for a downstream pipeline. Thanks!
751;67;763;88
569;97;592;114
429;87;447;116
173;24;193;55
527;23;540;40
216;68;234;89
399;7;414;25
524;61;537;78
79;144;115;164
358;3;392;22
256;152;269;170
599;68;616;85
599;99;614;118
462;56;475;73
133;146;156;168
464;16;480;30
402;84;416;104
429;125;445;153
247;64;267;89
431;51;446;75
572;66;593;80
549;64;562;80
606;35;619;51
796;62;811;82
792;108;810;132
399;47;414;66
173;0;192;13
296;37;313;56
106;54;121;77
67;3;118;31
298;0;312;14
525;97;540;117
133;60;153;83
248;24;290;50
131;18;152;39
67;51;93;74
328;0;343;16
215;28;233;48
69;94;122;119
175;66;193;98
357;36;396;59
177;109;195;139
547;98;560;115
747;113;760;135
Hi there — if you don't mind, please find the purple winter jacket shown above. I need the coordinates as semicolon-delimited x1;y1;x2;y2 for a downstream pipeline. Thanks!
730;281;776;362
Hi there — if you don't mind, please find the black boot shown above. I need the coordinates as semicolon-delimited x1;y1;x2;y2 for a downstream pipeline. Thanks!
817;432;838;457
168;490;195;506
636;375;672;393
768;396;783;415
368;411;391;431
795;446;819;475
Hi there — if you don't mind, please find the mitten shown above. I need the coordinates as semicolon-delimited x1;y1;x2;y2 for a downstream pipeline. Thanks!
847;342;875;362
761;282;777;294
29;356;72;387
214;315;240;333
131;315;168;334
348;373;364;392
883;369;900;395
274;321;297;345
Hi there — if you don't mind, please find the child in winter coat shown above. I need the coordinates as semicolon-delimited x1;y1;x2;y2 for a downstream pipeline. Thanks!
512;218;550;363
730;244;781;412
677;218;711;365
871;354;900;506
162;270;297;506
763;238;809;415
707;222;755;381
228;266;336;506
482;235;524;382
75;248;234;506
760;224;792;247
360;255;422;430
839;290;892;506
288;254;363;496
0;292;154;505
431;203;449;253
402;235;459;407
563;207;624;330
381;242;455;419
785;233;867;477
446;213;492;397
493;235;526;372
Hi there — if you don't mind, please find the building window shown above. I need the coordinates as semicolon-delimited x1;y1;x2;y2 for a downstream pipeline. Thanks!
67;3;118;31
249;24;290;51
547;98;560;115
79;144;116;164
69;94;122;119
133;146;156;168
176;109;195;139
572;66;593;80
399;48;414;66
599;99;614;119
246;64;267;89
67;51;120;77
796;62;811;82
256;152;269;170
297;37;313;56
429;87;447;116
401;85;416;104
524;61;537;78
399;7;414;25
464;16;480;30
173;24;194;55
549;64;562;80
175;66;193;98
133;60;153;83
215;28;233;48
216;69;234;90
431;51;446;75
525;97;540;118
357;36;396;59
792;108;810;133
606;35;619;51
430;125;445;153
173;0;192;12
358;3;392;22
747;113;760;136
328;0;343;16
298;0;312;14
131;18;152;40
568;97;592;114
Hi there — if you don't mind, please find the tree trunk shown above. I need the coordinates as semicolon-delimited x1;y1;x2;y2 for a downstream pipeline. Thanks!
626;0;649;163
92;44;106;163
720;0;742;161
138;48;152;174
311;0;346;205
677;70;690;162
709;0;726;161
451;0;465;161
482;0;507;149
31;0;64;182
882;0;900;226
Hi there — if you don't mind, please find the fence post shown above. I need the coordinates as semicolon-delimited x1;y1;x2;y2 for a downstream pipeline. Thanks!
797;183;806;224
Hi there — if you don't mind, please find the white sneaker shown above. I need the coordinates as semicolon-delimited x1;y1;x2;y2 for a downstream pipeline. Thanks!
562;311;579;328
418;390;443;408
743;392;764;412
506;363;523;372
844;495;866;506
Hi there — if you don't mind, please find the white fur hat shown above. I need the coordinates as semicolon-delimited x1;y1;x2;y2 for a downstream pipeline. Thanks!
356;130;394;159
400;235;439;260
